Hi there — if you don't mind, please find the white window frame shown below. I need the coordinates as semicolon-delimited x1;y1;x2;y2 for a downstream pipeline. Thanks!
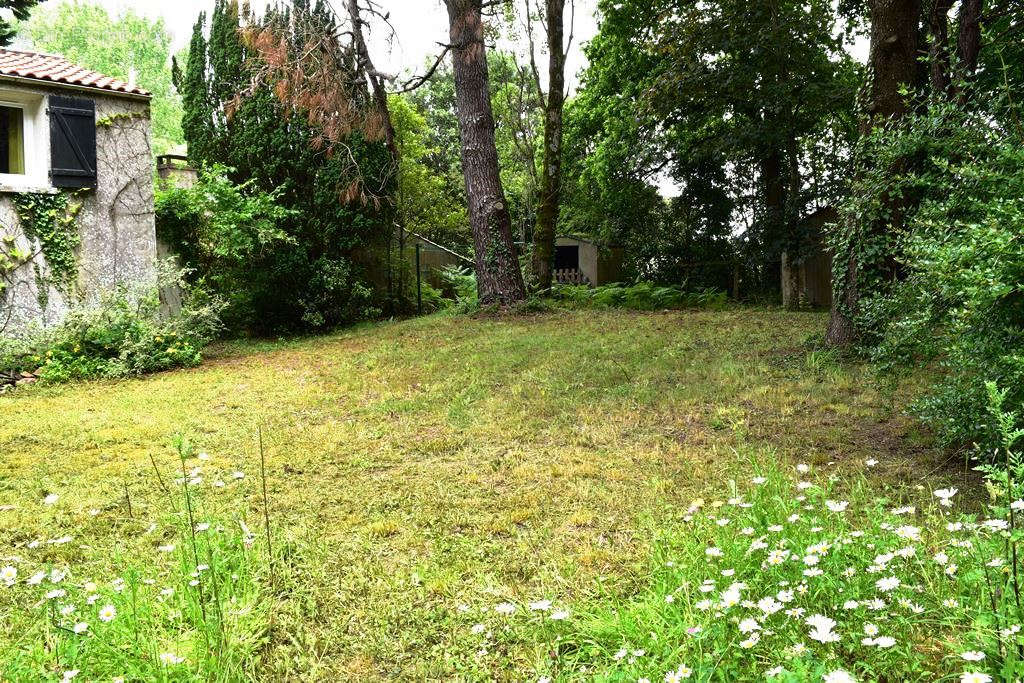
0;89;52;193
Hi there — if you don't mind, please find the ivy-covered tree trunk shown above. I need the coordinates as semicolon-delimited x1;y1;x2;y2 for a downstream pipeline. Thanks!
532;0;567;292
826;0;921;347
445;0;527;305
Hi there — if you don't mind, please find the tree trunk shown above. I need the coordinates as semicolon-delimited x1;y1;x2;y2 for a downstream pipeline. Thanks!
929;0;955;94
955;0;983;83
532;0;567;292
346;0;399;160
781;135;802;310
826;0;921;347
446;0;527;305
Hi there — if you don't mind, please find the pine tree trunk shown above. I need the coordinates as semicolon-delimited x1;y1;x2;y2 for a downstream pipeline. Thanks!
761;149;792;307
446;0;527;306
955;0;983;83
826;0;920;347
929;0;955;94
532;0;567;292
781;136;802;311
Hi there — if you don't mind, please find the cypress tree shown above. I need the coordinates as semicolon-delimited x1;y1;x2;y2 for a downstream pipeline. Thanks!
178;13;213;166
176;1;394;333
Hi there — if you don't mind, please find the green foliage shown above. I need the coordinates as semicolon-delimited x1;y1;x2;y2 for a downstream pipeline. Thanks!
389;94;469;248
553;282;728;311
0;234;32;299
179;10;212;162
155;165;296;330
0;267;224;383
23;2;184;154
177;0;392;333
439;266;480;314
564;0;858;290
848;96;1024;449
10;192;82;296
437;266;728;315
417;281;447;314
0;0;40;46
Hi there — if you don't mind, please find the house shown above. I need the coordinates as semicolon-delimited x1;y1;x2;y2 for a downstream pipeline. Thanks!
0;48;154;335
554;235;624;286
780;207;837;309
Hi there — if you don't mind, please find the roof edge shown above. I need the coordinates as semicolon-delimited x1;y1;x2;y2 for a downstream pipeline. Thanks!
0;73;152;101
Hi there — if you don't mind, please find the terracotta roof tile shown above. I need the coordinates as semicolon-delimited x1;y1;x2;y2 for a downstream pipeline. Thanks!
0;48;151;97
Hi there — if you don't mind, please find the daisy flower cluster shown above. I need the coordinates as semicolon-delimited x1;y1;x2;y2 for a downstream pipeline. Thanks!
0;445;267;681
492;456;1024;681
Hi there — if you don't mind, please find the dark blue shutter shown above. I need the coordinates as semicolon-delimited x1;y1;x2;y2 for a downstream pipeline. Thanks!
49;95;97;189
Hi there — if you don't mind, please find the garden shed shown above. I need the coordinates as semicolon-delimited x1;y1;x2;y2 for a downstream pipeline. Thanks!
0;48;155;335
781;207;837;309
554;235;624;286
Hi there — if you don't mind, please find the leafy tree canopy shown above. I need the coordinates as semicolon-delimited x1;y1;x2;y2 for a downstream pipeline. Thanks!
564;0;859;291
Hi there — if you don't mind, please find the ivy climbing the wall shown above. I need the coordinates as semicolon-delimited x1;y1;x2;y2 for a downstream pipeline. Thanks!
0;235;32;298
10;191;83;297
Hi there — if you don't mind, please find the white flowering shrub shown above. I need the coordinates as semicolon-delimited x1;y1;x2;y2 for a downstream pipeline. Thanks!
454;390;1024;682
0;438;270;681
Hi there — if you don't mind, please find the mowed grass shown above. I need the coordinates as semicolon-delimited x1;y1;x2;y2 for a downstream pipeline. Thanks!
0;309;954;679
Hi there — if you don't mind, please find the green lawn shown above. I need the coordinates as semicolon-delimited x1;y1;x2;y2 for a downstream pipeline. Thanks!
0;309;956;680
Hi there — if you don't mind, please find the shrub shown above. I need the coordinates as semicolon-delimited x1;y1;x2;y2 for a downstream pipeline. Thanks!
155;164;297;332
0;266;224;383
440;265;480;314
554;282;728;310
858;100;1024;449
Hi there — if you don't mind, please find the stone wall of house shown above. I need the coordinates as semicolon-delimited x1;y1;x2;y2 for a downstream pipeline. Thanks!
0;85;155;336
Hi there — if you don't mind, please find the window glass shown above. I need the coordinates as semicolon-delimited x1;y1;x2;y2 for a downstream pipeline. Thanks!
0;105;25;175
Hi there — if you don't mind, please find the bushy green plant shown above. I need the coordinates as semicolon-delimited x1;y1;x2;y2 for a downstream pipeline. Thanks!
418;281;447;314
156;164;296;331
860;100;1024;449
0;266;224;383
554;282;728;310
440;266;480;314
